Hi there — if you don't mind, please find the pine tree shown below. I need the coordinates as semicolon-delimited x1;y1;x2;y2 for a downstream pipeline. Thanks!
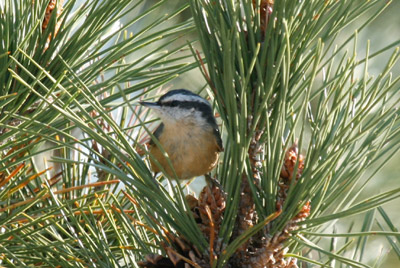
1;0;400;267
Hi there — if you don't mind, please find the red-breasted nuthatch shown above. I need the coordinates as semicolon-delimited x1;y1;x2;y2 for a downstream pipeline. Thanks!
140;89;223;180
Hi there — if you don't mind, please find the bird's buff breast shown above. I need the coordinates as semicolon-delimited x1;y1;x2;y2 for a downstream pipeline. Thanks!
149;124;220;180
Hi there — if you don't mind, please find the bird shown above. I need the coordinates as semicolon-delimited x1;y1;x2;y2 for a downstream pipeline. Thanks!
140;89;223;180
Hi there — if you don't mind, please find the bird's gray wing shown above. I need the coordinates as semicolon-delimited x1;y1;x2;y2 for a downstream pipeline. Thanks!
149;123;164;145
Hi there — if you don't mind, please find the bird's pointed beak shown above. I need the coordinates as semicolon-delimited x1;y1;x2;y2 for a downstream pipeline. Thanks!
139;102;160;109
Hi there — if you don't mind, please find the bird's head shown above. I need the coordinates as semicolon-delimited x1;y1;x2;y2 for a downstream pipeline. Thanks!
140;89;217;128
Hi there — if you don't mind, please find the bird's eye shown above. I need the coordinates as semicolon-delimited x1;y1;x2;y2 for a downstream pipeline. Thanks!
170;101;178;107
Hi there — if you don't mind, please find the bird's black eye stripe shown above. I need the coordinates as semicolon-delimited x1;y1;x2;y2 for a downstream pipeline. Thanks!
161;101;218;127
161;101;208;109
160;100;179;107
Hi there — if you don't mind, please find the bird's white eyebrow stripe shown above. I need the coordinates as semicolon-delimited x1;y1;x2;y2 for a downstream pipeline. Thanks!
160;94;209;105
